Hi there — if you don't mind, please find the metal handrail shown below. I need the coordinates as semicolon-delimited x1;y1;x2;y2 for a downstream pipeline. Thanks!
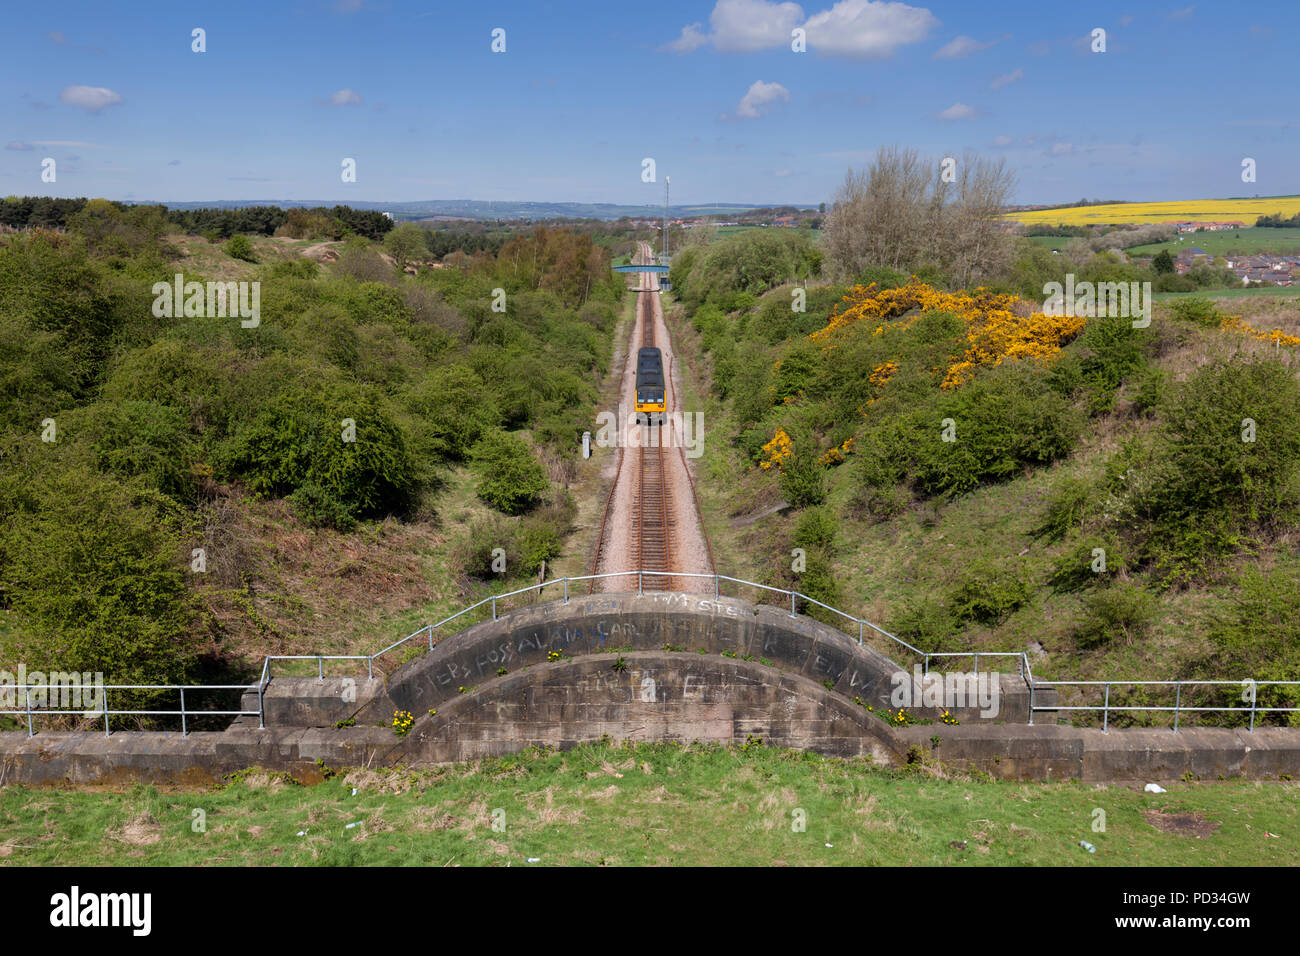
1030;678;1300;733
7;568;1297;736
0;683;255;738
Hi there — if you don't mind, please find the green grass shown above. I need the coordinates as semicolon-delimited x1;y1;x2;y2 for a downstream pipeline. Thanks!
1;742;1295;865
1153;285;1300;302
1128;227;1300;258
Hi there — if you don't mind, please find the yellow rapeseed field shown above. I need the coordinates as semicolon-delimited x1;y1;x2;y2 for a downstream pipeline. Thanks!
1005;196;1300;226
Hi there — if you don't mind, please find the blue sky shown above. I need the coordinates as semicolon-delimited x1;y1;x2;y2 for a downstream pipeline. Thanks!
2;0;1297;207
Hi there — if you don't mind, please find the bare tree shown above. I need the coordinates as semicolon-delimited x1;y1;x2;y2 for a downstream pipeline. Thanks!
824;146;1017;288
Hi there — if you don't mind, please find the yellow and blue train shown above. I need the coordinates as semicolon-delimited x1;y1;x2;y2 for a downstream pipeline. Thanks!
635;347;665;425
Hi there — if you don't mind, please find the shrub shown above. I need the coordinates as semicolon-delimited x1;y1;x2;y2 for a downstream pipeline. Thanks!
793;550;843;624
67;400;197;502
1167;296;1220;327
518;520;562;575
453;516;521;580
908;364;1082;497
1201;568;1300;724
1079;316;1151;396
0;462;196;712
1047;535;1129;592
1073;583;1156;649
470;430;549;515
222;381;417;522
946;561;1033;625
778;428;826;508
289;481;357;532
1035;475;1094;542
225;234;256;262
793;506;838;552
1155;357;1300;524
402;365;499;463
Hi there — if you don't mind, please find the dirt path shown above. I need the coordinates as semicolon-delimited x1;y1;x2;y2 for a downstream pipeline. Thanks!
593;243;713;593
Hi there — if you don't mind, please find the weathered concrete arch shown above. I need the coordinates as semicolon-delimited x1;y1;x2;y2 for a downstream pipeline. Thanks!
256;590;1033;731
380;651;906;765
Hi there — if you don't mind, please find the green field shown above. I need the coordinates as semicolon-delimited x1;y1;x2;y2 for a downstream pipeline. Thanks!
1;742;1296;866
1128;227;1300;258
1026;227;1300;258
1153;286;1300;303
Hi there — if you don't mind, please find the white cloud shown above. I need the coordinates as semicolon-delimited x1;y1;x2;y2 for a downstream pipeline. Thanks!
59;85;123;112
937;102;977;120
662;22;710;53
5;142;34;151
933;35;995;59
991;134;1014;147
991;67;1023;90
667;0;937;58
802;0;940;58
712;0;803;53
328;88;363;106
737;80;790;118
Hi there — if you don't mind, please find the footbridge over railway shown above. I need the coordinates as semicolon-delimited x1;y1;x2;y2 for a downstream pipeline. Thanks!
247;588;1039;765
5;576;1300;786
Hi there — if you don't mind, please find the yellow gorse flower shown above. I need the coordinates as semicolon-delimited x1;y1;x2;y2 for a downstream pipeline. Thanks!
759;428;794;471
1220;315;1300;347
811;279;1085;389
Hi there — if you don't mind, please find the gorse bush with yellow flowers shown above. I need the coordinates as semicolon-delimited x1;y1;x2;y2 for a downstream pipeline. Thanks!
811;279;1085;389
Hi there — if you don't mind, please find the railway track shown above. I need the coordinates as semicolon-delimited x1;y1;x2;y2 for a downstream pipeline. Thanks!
636;438;672;590
589;242;676;591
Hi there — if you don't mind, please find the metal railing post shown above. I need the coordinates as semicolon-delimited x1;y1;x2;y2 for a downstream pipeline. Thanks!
923;655;929;676
858;621;863;646
258;682;265;730
714;574;719;600
103;688;110;738
1102;684;1110;734
1249;687;1257;732
492;597;497;621
367;656;374;681
318;656;324;682
790;592;796;618
564;577;569;604
25;687;33;738
974;653;980;676
638;571;643;596
1028;682;1035;726
180;687;187;737
428;624;434;651
1172;683;1181;733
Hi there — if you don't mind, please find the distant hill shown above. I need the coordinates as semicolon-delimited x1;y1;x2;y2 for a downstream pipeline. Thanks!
139;199;819;222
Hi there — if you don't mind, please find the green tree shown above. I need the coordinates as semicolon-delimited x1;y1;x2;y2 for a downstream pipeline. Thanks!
0;460;196;707
1151;249;1175;274
470;430;549;514
384;223;426;271
224;233;256;262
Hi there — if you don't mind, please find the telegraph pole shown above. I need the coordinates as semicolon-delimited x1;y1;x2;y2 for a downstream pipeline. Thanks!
663;176;670;262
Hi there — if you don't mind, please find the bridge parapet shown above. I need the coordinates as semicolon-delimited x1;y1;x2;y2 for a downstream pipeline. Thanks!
248;591;1045;728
